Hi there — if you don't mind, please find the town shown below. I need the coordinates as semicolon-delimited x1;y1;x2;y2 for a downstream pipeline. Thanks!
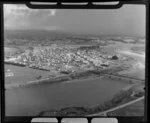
5;44;121;77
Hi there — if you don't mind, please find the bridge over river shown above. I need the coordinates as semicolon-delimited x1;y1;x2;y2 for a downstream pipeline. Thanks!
101;73;145;83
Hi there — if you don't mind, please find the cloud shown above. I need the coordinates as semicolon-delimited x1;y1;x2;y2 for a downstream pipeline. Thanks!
4;4;56;17
4;4;56;29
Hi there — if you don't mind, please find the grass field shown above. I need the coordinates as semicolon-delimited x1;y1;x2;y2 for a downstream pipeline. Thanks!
5;64;50;85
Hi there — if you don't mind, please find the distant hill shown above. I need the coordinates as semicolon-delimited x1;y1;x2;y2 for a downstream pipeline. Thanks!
4;29;74;40
4;29;145;46
4;29;98;46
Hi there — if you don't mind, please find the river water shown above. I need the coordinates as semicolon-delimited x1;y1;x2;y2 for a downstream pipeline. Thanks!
6;76;129;116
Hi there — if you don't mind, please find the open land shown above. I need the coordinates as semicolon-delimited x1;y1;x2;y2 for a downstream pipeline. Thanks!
107;98;144;116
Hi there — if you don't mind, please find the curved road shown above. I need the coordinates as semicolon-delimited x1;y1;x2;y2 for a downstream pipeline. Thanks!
88;96;144;116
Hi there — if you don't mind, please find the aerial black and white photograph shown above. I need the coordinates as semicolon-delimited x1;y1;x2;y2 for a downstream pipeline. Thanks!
4;4;145;116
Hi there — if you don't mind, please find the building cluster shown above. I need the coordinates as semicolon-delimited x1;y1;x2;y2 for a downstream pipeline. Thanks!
5;45;119;73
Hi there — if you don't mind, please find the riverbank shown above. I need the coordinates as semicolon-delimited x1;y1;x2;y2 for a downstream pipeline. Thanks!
38;83;144;116
107;97;144;116
5;64;134;89
6;72;130;116
5;69;103;89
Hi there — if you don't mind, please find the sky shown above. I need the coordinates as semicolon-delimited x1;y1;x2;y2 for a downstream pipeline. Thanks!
4;4;146;37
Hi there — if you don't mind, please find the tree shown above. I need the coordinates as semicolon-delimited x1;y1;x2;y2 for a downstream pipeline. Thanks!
112;55;118;60
36;75;42;80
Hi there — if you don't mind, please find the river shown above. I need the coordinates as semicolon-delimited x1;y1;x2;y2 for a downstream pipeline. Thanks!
5;76;129;116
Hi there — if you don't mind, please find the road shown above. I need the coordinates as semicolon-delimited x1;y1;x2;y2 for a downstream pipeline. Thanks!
88;96;144;116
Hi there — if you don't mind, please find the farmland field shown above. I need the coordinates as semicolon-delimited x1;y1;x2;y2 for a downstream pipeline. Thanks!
5;64;50;85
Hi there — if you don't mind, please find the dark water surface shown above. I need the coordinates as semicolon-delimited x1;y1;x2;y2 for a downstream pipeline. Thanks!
6;77;129;116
